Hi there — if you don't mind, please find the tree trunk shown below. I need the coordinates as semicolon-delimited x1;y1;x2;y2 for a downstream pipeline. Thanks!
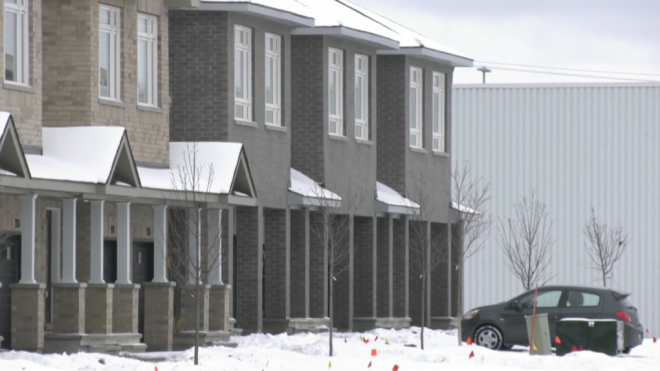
602;271;607;288
329;265;334;357
194;276;200;365
420;273;425;350
456;263;463;346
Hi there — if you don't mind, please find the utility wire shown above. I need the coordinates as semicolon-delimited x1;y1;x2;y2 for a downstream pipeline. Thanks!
473;65;660;83
476;61;660;78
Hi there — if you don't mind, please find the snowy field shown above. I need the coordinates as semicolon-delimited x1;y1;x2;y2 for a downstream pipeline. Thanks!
0;328;657;371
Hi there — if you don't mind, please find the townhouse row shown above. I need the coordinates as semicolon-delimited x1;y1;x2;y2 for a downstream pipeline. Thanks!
0;0;472;353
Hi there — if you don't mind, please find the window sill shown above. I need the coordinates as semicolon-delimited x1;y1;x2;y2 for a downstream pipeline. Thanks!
265;124;287;132
329;134;348;142
99;98;126;108
410;146;427;154
3;82;35;94
235;119;258;128
433;151;449;158
137;104;163;114
356;138;373;146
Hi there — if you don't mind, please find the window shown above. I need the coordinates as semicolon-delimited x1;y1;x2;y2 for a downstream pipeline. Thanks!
567;291;601;307
354;54;369;140
265;33;281;126
519;290;562;309
409;67;423;148
234;25;252;121
137;14;158;106
99;4;121;100
4;0;29;85
328;48;343;136
432;72;445;152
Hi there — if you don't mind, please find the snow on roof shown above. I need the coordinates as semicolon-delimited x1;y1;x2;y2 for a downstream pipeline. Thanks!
138;142;243;194
0;111;10;134
376;181;419;208
451;202;479;214
201;0;316;19
26;154;99;183
289;168;341;200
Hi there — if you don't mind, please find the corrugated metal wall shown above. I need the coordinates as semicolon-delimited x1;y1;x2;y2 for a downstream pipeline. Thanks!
451;83;660;336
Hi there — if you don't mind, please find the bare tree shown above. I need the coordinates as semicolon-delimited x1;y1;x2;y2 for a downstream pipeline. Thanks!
165;143;223;366
308;182;363;357
497;189;554;292
583;207;629;287
450;160;491;345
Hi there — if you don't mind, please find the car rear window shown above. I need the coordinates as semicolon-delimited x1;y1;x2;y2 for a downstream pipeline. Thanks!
617;297;634;308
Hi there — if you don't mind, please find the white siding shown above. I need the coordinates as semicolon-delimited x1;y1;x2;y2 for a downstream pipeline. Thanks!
452;83;660;336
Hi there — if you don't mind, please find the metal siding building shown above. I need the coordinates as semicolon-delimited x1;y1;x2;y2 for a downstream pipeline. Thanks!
451;83;660;335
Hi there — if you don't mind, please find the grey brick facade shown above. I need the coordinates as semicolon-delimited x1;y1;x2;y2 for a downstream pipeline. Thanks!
353;216;375;318
235;206;262;334
392;218;408;318
264;208;287;320
376;217;390;317
290;209;306;319
309;212;326;318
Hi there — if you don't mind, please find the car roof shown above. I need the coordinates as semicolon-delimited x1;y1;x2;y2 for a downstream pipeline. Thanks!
537;285;630;296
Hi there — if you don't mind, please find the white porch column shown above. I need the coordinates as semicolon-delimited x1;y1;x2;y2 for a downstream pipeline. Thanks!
89;200;105;284
188;208;201;284
19;194;38;284
116;202;132;284
208;208;223;285
152;205;168;283
61;199;78;283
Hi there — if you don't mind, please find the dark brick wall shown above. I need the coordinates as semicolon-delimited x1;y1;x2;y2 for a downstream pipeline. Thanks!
291;36;325;182
451;222;462;316
332;222;350;330
376;55;406;195
392;218;407;318
353;216;374;318
290;209;306;318
235;207;260;333
376;217;390;317
431;222;448;317
264;208;286;319
309;212;326;318
221;208;230;286
169;10;229;142
408;221;427;327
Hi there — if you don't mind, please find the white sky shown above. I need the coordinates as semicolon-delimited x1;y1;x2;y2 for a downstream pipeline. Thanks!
351;0;660;84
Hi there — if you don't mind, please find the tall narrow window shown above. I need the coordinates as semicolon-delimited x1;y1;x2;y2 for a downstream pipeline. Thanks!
432;72;445;152
99;4;121;100
234;25;252;121
409;67;423;148
328;48;344;136
354;54;369;140
138;14;158;106
4;0;29;85
265;33;281;126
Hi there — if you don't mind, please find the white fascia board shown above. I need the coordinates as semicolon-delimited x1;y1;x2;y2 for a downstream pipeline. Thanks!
378;47;473;67
197;2;314;27
292;26;399;50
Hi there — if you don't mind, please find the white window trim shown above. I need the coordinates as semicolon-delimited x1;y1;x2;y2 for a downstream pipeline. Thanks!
354;53;369;141
328;48;344;136
137;13;158;107
234;25;252;121
99;4;121;101
432;72;445;152
265;33;281;127
4;0;29;86
409;67;423;149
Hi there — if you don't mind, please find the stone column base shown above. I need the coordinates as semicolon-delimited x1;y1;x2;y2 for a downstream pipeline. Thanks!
209;284;230;331
178;284;210;332
85;284;114;334
144;282;175;351
113;284;140;333
52;283;86;334
10;283;46;352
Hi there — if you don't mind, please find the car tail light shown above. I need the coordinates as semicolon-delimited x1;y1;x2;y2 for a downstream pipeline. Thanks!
616;311;631;323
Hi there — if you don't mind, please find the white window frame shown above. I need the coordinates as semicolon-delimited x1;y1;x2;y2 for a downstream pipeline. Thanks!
99;4;121;100
4;0;29;85
265;33;281;126
234;25;252;121
354;54;369;141
137;13;158;107
328;48;344;136
432;72;446;152
409;67;423;148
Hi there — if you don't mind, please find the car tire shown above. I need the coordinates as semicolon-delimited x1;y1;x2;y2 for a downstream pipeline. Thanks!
474;325;504;350
623;347;632;354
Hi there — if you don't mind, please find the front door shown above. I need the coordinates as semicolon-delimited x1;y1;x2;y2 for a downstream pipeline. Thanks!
502;289;565;345
0;235;21;349
132;242;154;339
103;240;117;283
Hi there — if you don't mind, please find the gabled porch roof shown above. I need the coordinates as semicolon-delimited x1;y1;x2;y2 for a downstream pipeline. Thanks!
375;181;419;216
288;168;341;208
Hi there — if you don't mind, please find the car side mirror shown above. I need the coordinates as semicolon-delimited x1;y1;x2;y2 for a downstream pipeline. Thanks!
511;300;522;312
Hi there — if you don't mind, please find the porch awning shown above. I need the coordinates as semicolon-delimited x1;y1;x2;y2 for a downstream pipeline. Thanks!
288;168;341;208
375;181;419;216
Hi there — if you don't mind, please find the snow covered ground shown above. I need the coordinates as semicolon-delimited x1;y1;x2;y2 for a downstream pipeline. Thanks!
0;328;657;370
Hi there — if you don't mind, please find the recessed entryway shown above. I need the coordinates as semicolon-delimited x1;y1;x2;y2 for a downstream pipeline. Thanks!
132;241;154;338
0;234;21;349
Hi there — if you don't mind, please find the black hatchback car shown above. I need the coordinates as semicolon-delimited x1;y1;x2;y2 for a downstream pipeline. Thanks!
461;285;644;353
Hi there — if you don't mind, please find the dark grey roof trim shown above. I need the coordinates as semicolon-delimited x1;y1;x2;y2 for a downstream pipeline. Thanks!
197;2;315;27
292;26;399;50
288;192;341;208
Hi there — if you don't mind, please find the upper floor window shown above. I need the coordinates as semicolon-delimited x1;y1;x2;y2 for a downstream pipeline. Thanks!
4;0;29;85
328;48;344;136
234;25;252;121
265;33;281;126
409;67;423;148
99;4;121;100
432;72;445;152
137;14;158;107
354;54;369;140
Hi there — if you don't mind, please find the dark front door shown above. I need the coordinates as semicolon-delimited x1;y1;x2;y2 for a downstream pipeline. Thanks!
233;234;237;317
45;210;53;324
103;240;117;284
132;242;154;339
0;235;21;349
502;289;565;345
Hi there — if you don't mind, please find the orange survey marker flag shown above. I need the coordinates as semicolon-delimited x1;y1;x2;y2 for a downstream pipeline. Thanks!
375;336;379;342
654;337;657;343
155;367;158;371
579;345;584;351
647;329;650;334
344;338;347;343
468;350;475;359
554;336;561;344
371;349;378;356
466;337;472;345
392;365;399;371
367;360;372;368
571;345;577;352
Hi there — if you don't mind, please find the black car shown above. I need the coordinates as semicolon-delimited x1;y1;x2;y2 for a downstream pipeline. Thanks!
461;285;644;353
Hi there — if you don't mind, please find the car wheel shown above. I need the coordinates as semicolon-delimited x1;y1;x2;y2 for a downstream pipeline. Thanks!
623;347;632;354
474;325;503;350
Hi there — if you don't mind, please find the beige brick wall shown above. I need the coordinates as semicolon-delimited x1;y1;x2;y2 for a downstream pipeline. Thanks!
113;285;139;333
0;0;43;149
144;283;174;351
52;285;85;334
85;285;113;334
208;286;230;331
11;286;45;351
177;285;209;332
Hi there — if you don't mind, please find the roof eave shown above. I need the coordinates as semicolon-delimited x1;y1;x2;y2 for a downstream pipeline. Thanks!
292;26;399;50
375;200;419;216
378;46;473;67
195;2;315;27
288;191;342;208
